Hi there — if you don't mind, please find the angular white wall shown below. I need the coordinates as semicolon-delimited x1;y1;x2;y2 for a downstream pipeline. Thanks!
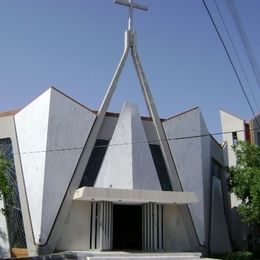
164;205;191;251
163;108;211;245
95;102;161;191
56;201;91;251
15;88;96;245
220;110;245;167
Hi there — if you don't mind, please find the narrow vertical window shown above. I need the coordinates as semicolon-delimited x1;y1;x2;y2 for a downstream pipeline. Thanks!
232;131;238;146
244;123;250;141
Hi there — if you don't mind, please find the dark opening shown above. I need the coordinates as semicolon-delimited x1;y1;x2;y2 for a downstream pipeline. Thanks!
149;144;172;191
113;204;142;250
79;139;109;187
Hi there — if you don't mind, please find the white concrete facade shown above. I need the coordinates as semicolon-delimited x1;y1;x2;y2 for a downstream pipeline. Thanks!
163;108;210;245
74;187;198;204
56;201;92;251
15;88;96;245
220;110;245;209
0;88;232;256
95;103;161;191
164;205;191;251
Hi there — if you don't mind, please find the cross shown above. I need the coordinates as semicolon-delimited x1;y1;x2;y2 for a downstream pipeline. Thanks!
114;0;148;31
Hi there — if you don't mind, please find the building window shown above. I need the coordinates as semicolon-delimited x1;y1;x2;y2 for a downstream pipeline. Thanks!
244;123;251;141
232;131;238;146
0;138;26;248
79;139;109;187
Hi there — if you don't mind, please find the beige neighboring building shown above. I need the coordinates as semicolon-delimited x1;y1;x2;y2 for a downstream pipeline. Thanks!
220;110;260;249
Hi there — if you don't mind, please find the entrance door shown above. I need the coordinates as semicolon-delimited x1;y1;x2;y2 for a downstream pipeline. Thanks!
113;204;142;250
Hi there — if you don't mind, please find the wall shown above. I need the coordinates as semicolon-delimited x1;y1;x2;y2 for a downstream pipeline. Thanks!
220;110;250;249
14;88;96;245
220;110;244;208
220;110;245;167
56;201;91;250
98;116;118;140
164;205;191;251
95;103;161;191
163;108;210;246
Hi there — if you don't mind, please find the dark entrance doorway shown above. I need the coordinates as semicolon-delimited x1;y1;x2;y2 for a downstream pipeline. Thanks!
113;204;142;250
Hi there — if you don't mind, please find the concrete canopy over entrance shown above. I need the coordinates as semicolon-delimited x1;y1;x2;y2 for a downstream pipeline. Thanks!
71;187;198;252
73;187;198;205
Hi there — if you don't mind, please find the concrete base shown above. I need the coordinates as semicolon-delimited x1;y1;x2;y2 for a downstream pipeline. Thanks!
6;251;220;260
64;251;205;260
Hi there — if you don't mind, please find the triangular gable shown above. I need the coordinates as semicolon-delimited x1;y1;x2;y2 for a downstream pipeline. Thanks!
95;102;161;190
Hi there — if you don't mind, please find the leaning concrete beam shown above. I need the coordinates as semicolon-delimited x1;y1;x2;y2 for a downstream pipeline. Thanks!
38;32;130;254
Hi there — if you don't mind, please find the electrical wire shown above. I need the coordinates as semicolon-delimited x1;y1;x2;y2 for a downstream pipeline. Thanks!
213;0;260;112
201;0;260;129
14;126;260;155
226;0;260;91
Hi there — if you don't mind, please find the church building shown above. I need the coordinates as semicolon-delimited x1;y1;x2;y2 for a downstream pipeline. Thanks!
0;0;232;258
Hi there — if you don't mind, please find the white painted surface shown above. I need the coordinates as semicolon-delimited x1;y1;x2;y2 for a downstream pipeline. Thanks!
163;108;210;245
15;89;51;244
210;177;232;253
56;201;91;250
15;88;96;244
95;103;161;191
164;205;191;251
220;110;245;167
41;89;96;243
200;115;213;250
74;187;198;204
220;110;244;208
220;110;252;249
71;251;202;260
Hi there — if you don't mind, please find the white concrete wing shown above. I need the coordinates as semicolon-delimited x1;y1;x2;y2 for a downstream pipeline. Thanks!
15;88;96;245
163;108;211;246
94;102;161;190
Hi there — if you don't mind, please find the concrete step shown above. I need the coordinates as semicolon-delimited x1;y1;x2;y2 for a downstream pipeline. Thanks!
64;251;204;260
86;256;201;260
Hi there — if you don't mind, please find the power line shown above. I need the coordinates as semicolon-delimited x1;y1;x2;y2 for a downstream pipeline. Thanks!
226;0;260;91
14;126;260;155
201;0;260;129
213;0;260;112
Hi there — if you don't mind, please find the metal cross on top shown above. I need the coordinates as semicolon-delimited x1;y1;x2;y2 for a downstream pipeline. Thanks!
114;0;148;31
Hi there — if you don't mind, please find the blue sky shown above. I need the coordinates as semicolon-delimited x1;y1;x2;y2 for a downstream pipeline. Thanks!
0;0;259;138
